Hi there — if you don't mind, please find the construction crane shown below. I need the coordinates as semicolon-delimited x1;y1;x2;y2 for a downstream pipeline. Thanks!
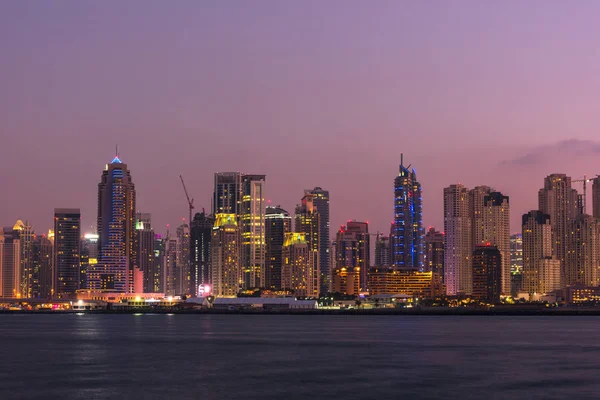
573;175;598;215
179;175;194;227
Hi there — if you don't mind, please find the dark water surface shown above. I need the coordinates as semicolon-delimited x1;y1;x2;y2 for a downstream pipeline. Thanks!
1;314;599;399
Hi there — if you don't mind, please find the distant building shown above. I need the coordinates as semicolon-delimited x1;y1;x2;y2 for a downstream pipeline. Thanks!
265;206;291;290
444;184;472;295
241;174;266;289
522;211;560;296
190;212;214;295
510;233;523;296
367;267;444;297
593;177;600;219
12;220;34;298
374;234;390;267
335;221;369;291
305;187;330;292
424;228;444;278
566;214;600;287
295;194;320;295
213;172;242;215
391;155;424;270
471;245;502;304
0;227;21;298
134;213;154;294
53;209;81;297
469;186;492;248
152;234;165;293
282;232;315;297
33;235;53;298
481;192;511;294
176;223;190;294
331;267;360;296
211;214;241;297
80;233;99;290
163;230;179;296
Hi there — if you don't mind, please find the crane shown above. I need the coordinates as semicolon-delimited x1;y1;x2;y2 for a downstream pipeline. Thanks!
179;175;194;227
573;175;599;215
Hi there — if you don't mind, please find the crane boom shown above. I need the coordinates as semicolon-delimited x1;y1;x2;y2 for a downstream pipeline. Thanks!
179;175;195;225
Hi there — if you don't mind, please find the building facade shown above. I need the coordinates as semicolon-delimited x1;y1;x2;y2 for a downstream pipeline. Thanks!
241;174;266;289
295;194;321;294
367;268;444;297
305;187;330;292
374;234;391;267
335;221;369;291
53;209;81;297
522;211;561;295
0;228;21;298
482;192;511;294
424;228;444;279
265;206;291;290
471;245;502;304
444;184;472;295
211;214;241;297
282;233;315;297
190;212;214;295
566;214;600;287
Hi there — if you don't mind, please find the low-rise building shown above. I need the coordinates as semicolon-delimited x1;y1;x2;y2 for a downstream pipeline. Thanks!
205;297;318;310
367;267;444;297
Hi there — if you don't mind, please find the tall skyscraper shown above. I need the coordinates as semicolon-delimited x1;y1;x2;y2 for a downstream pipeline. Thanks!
135;213;155;293
566;214;600;287
33;234;53;298
190;211;214;295
444;184;472;295
538;174;579;287
175;223;190;294
80;233;99;290
241;174;266;289
469;186;492;247
305;187;330;291
282;232;315;297
510;233;523;296
295;194;321;294
424;227;444;279
211;214;241;297
374;234;391;267
391;155;424;270
0;227;21;298
213;172;242;215
334;221;370;291
163;229;180;296
265;206;292;290
12;220;34;298
472;244;502;304
152;234;165;293
522;211;560;296
593;176;600;219
53;209;81;297
93;154;136;292
481;192;511;294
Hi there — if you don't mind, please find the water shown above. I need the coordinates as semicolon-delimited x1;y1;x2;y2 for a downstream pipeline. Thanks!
1;314;599;399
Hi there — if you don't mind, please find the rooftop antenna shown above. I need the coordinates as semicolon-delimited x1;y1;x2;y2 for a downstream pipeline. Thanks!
116;144;119;158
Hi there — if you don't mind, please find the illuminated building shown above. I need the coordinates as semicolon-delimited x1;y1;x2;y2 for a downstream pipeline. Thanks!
471;245;502;304
93;153;137;292
190;212;214;295
134;213;155;293
538;174;580;287
176;223;190;294
152;234;165;293
469;186;492;248
305;187;330;291
510;233;523;296
391;155;424;270
566;214;600;287
12;220;34;298
211;214;241;297
522;211;560;296
295;194;321;295
593;177;600;219
241;174;266;289
481;192;511;294
374;234;390;267
424;228;444;278
335;221;369;291
444;184;472;295
33;235;53;298
163;229;180;296
0;227;21;298
213;172;242;215
53;209;81;297
282;233;316;297
331;267;360;295
80;233;99;290
265;206;291;290
367;268;444;297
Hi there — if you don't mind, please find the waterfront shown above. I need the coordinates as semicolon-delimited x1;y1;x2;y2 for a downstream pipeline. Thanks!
1;315;599;399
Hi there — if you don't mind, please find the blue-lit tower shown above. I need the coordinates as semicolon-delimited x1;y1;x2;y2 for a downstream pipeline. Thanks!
391;154;424;270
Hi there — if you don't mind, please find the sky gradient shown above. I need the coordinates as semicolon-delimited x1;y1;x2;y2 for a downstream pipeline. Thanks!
2;1;600;236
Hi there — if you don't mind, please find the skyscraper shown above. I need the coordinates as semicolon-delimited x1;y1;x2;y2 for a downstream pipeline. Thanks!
391;155;424;270
213;172;242;215
472;244;502;304
53;208;81;297
33;234;53;298
444;184;472;295
593;176;600;219
305;187;330;291
295;194;321;294
538;174;579;287
163;229;180;296
211;214;241;297
265;206;292;290
334;221;370;291
190;211;214;295
13;220;34;298
374;234;391;267
482;192;511;294
424;227;444;279
80;233;99;290
0;227;21;298
241;174;266;289
510;233;523;296
152;234;165;293
566;214;600;287
282;232;315;297
135;213;155;293
93;154;136;292
522;211;560;296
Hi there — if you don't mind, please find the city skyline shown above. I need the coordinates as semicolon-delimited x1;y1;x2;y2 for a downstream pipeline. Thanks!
4;2;600;238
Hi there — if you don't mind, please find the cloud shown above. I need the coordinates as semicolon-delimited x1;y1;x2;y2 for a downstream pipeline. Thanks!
501;139;600;167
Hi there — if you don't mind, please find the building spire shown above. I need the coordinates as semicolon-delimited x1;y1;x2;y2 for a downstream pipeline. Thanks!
111;145;123;164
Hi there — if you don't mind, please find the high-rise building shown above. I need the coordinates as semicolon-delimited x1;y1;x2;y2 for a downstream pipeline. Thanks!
33;234;53;298
80;233;99;290
135;213;155;293
295;194;321;294
510;233;523;296
374;234;391;267
152;234;165;293
334;221;370;291
424;227;444;279
391;155;424;270
566;214;600;287
522;211;560;296
163;230;179;296
190;212;214;295
265;206;291;290
472;245;502;304
93;155;136;292
282;233;315;297
538;174;579;287
593;177;600;219
481;192;511;294
305;187;330;291
211;214;241;297
444;184;472;295
53;208;81;297
213;172;242;215
241;174;266;289
0;227;21;298
469;186;492;247
176;223;190;294
12;220;34;298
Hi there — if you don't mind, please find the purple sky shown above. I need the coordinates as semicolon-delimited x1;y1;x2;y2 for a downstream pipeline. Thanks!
2;1;600;236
